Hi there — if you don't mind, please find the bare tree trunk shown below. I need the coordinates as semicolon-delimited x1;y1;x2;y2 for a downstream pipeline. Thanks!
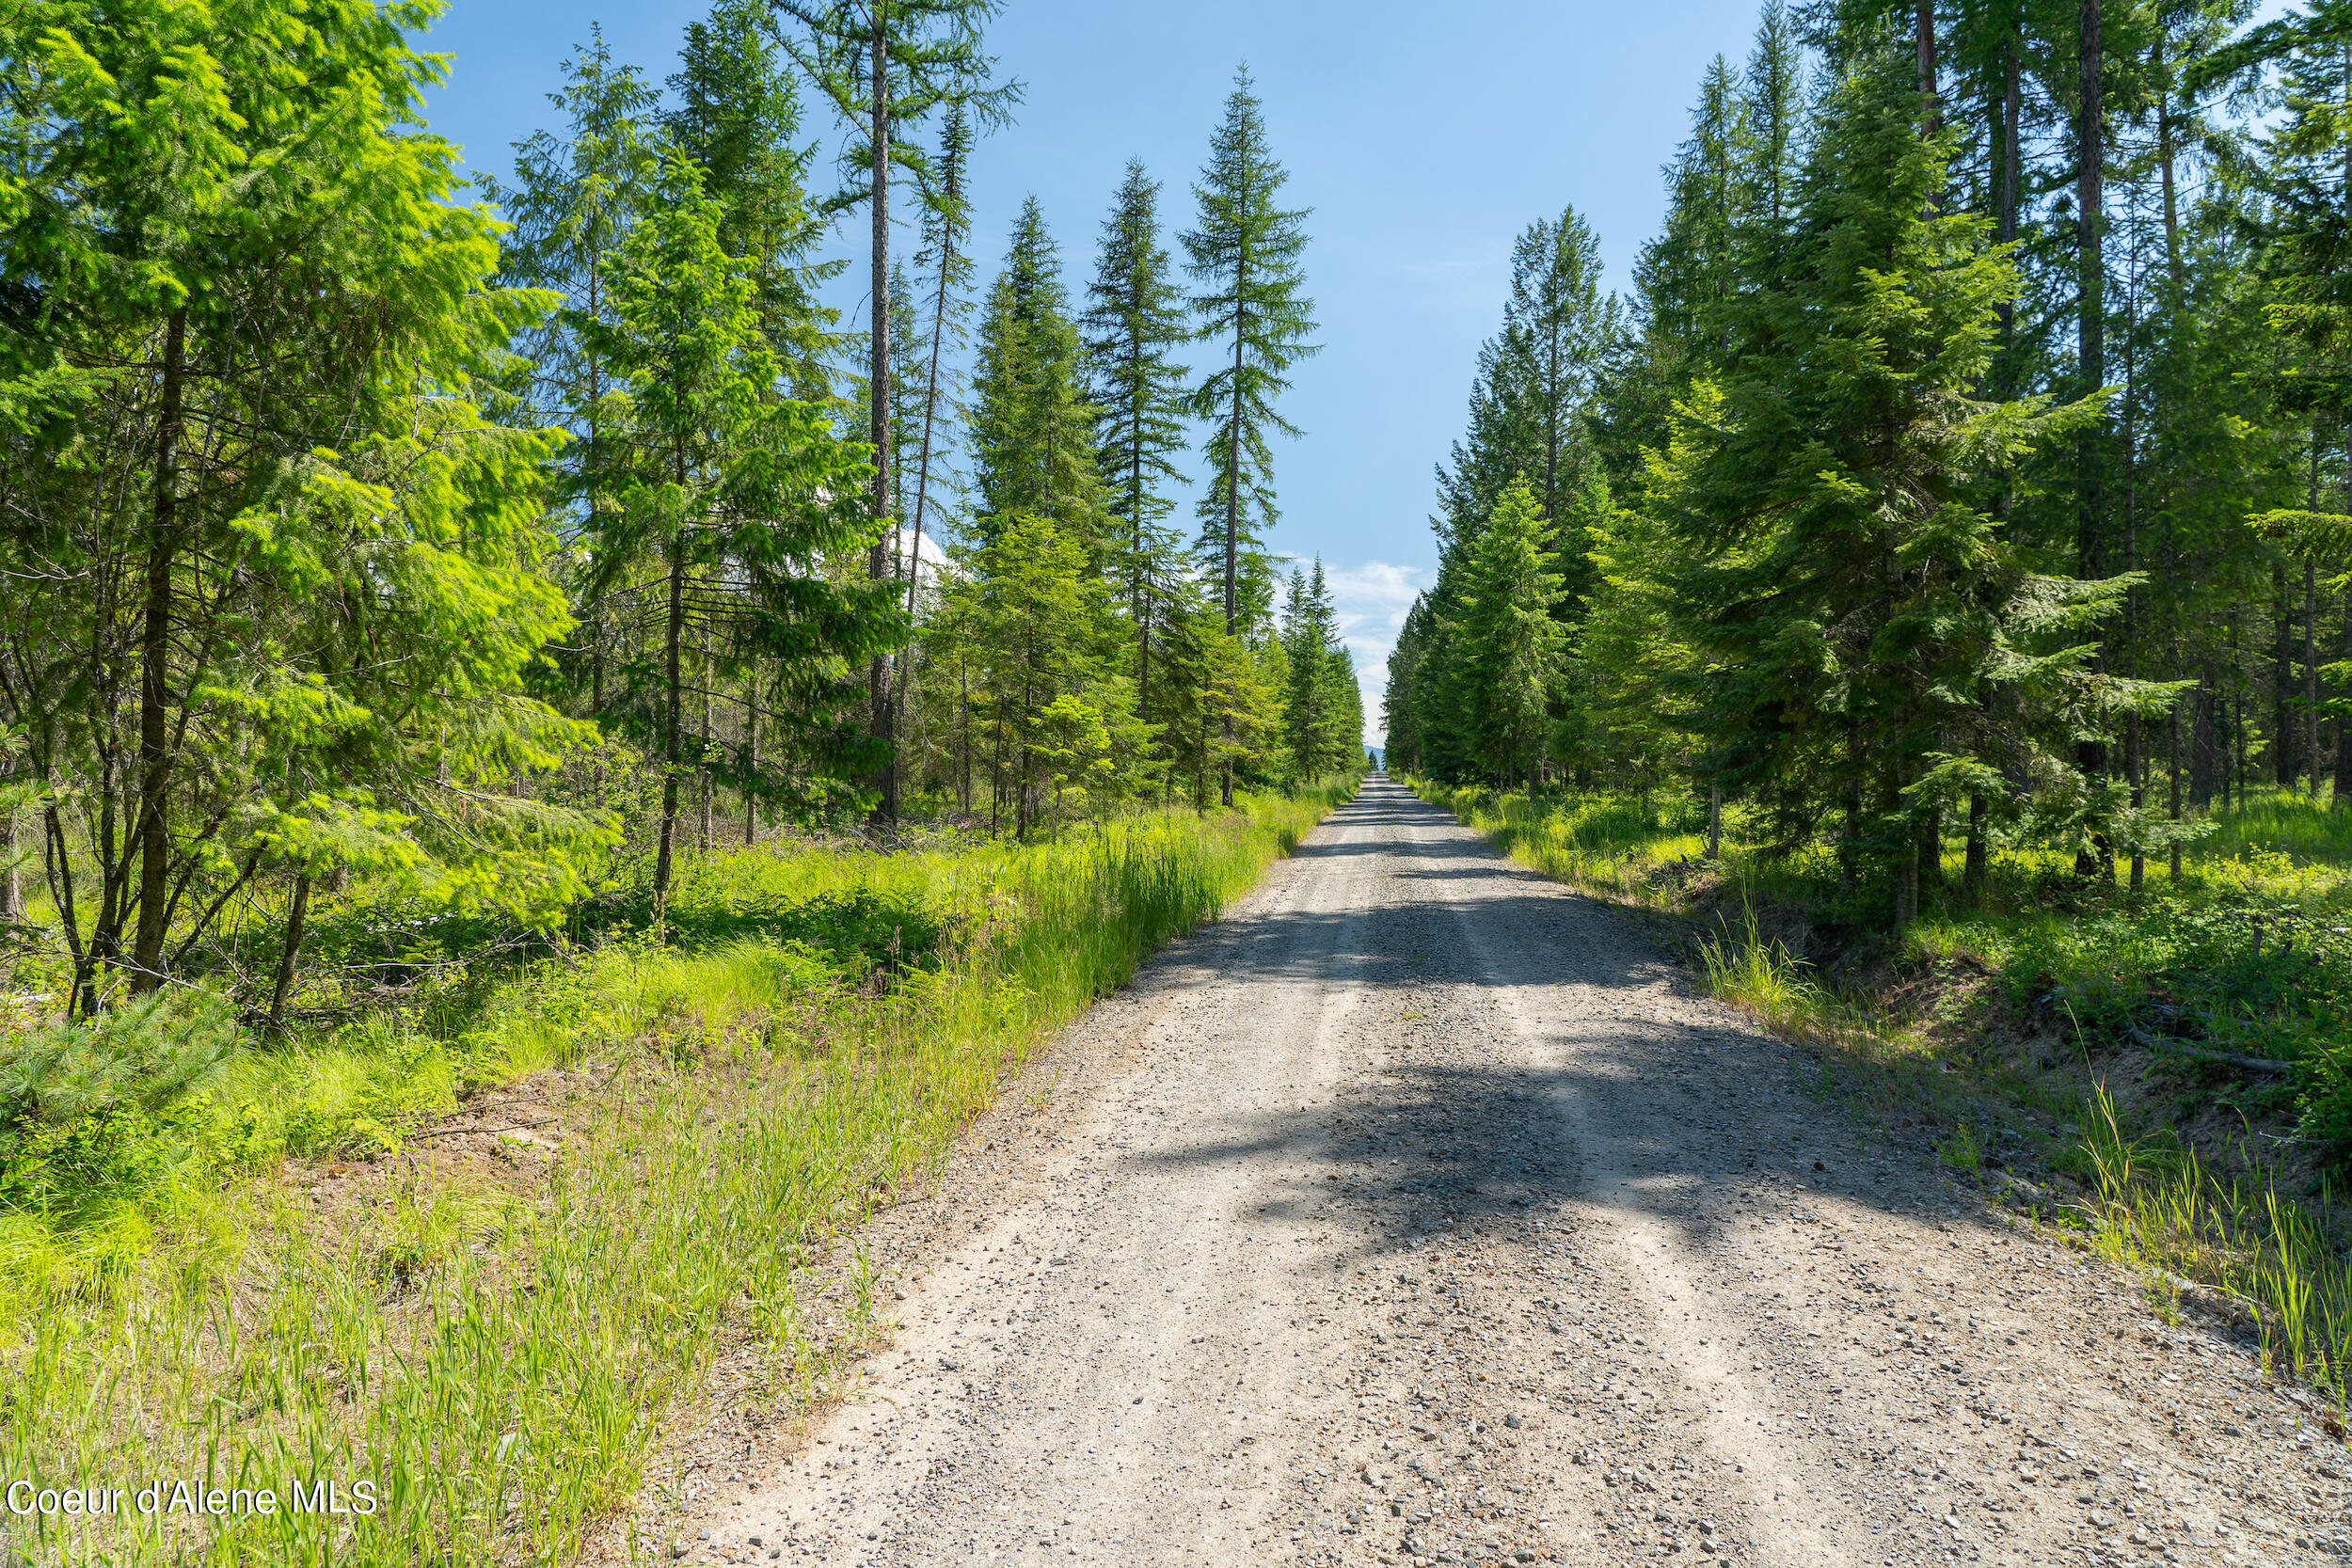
2275;562;2296;785
266;872;312;1037
1915;1;1939;133
654;541;684;907
700;624;715;850
2074;0;2109;878
1964;791;1989;901
0;809;16;925
867;6;898;823
1707;782;1722;860
2306;562;2322;799
132;306;187;993
1994;20;2022;356
2191;661;2218;806
2335;586;2352;808
743;679;759;845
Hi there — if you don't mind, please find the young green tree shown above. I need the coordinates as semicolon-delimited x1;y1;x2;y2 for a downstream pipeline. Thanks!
1183;67;1318;805
962;515;1140;837
484;28;661;572
968;200;1108;551
1650;49;2141;932
0;0;612;1011
1279;562;1343;780
667;0;841;396
1459;478;1569;788
584;155;897;901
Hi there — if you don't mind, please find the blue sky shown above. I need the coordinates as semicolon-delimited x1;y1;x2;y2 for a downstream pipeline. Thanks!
420;0;1782;739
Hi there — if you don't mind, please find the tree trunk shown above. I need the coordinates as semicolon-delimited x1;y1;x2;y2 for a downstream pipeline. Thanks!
2305;562;2321;799
2074;0;2108;877
701;625;715;850
743;682;759;845
655;541;684;906
1963;791;1989;901
2169;686;2185;879
2275;562;2296;785
867;7;898;823
266;872;312;1038
132;306;187;994
0;742;18;923
2156;53;2185;294
46;802;94;1016
1915;1;1939;134
1707;782;1722;860
0;809;16;925
1890;764;1919;940
2190;660;2218;806
898;179;958;765
1219;295;1246;812
1994;22;2023;357
2335;585;2352;808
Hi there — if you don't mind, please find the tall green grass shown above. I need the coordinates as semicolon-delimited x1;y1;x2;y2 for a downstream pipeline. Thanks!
0;784;1349;1565
2081;1086;2352;1394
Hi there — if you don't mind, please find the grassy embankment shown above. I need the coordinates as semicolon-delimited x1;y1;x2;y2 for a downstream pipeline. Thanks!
1412;777;2352;1412
0;782;1351;1565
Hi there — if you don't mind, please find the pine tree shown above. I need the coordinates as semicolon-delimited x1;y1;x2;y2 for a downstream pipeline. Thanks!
0;0;613;1009
1459;478;1569;788
1083;160;1192;709
1279;562;1343;779
585;155;896;901
968;200;1107;549
773;0;1018;821
1184;69;1320;639
1183;68;1318;806
1651;47;2141;932
666;0;841;395
481;33;661;720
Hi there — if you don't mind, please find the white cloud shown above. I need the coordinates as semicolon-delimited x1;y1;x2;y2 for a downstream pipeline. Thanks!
1318;560;1425;747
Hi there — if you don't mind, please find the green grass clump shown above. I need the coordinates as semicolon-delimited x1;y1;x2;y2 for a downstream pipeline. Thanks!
0;782;1351;1566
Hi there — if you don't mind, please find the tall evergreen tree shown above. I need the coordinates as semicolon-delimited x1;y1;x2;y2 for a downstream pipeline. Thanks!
584;156;897;900
1183;68;1318;806
1279;562;1344;779
1183;69;1320;639
1084;160;1192;709
1459;478;1569;788
773;0;1019;821
968;199;1107;548
666;0;840;395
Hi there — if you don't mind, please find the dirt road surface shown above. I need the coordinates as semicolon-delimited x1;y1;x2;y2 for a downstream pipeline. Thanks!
679;778;2349;1568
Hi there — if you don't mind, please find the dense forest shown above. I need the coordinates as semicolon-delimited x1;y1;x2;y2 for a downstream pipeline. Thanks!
0;0;1365;1023
1388;0;2352;935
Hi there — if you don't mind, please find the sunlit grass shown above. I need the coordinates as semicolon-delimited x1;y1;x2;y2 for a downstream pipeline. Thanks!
2081;1085;2352;1394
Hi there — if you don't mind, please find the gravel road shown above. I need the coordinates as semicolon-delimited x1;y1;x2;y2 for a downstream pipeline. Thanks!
682;777;2350;1568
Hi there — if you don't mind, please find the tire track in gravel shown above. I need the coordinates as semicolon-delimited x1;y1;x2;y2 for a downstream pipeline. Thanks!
669;777;2349;1568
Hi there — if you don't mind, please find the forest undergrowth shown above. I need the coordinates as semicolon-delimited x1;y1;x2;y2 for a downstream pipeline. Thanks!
0;782;1351;1566
1414;776;2352;1416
